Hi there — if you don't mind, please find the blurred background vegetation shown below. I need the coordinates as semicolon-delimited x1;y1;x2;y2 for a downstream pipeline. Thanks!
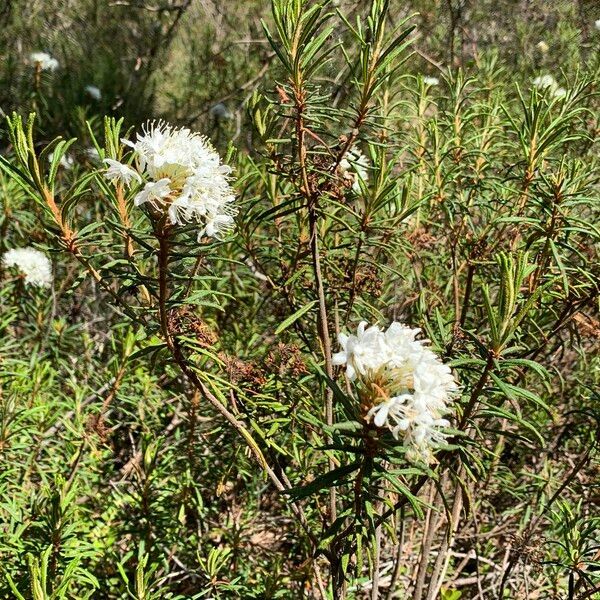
1;0;599;143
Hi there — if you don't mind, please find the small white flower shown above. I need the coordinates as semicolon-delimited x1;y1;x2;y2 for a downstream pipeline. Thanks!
339;146;369;193
332;321;389;381
536;41;549;53
134;178;173;210
533;74;557;90
334;320;457;464
103;158;142;187
368;396;401;428
48;151;74;170
203;213;235;238
85;85;102;101
2;247;53;287
29;52;59;71
423;76;440;86
532;75;568;100
595;19;600;30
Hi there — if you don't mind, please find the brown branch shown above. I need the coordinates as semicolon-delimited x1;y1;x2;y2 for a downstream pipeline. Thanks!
291;71;337;527
154;227;328;596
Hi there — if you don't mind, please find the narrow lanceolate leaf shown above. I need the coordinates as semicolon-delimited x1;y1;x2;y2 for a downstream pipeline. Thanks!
285;461;361;500
274;300;317;334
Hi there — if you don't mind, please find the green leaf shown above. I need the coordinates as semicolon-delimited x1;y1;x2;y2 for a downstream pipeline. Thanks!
274;300;317;334
129;342;168;361
285;461;361;500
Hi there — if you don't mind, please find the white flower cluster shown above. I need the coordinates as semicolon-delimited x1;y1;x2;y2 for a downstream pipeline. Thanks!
339;146;369;193
48;151;74;170
423;75;440;87
333;321;457;464
29;52;59;71
103;121;237;239
85;85;102;101
532;74;566;99
2;247;53;288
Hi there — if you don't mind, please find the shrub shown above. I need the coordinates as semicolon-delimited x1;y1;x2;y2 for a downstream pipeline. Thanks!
0;0;599;598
